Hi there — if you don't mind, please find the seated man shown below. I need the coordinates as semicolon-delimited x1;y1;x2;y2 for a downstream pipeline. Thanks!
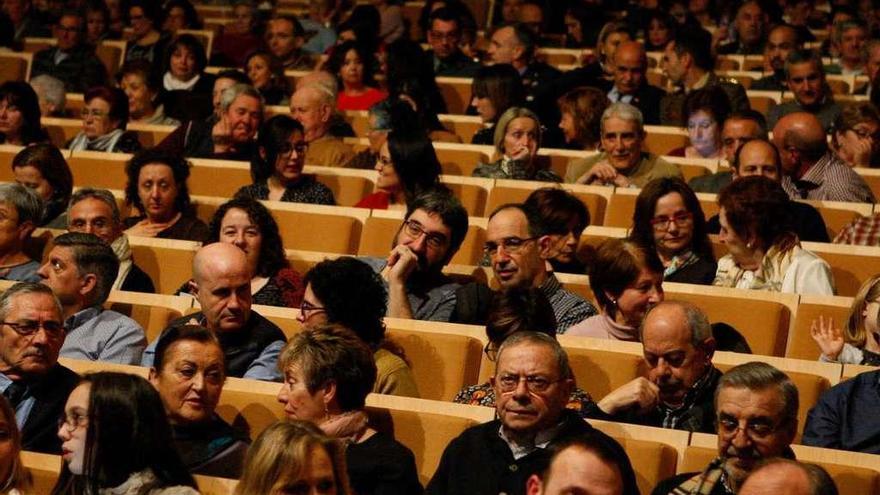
689;110;768;194
825;19;868;76
584;301;721;433
30;9;107;93
264;15;314;70
426;332;612;495
290;82;354;167
67;188;156;293
565;103;682;187
0;282;79;454
768;49;841;131
142;243;287;381
739;459;838;495
597;41;665;125
29;74;67;117
0;183;42;283
38;233;146;365
360;191;468;322
802;367;880;454
652;361;799;495
485;204;596;333
716;0;768;55
427;7;480;77
751;24;802;92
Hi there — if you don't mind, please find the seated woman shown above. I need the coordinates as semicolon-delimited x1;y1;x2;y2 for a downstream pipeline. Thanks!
812;275;880;366
53;372;199;494
473;107;561;181
0;81;48;145
124;0;170;74
714;176;835;295
84;0;116;44
235;420;352;495
0;395;32;493
524;187;590;274
643;11;675;51
245;50;291;106
0;184;42;283
355;129;442;209
149;325;249;478
235;115;335;205
118;60;180;126
831;101;880;168
566;238;664;340
668;86;729;160
277;324;422;495
211;1;264;68
470;64;525;145
299;257;419;397
123;148;210;242
162;0;202;34
453;287;597;416
160;34;216;121
630;178;717;285
327;40;387;111
11;143;73;227
67;86;143;154
557;86;608;151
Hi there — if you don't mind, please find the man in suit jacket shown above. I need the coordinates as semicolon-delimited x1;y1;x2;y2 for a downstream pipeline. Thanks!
599;41;665;125
0;282;79;454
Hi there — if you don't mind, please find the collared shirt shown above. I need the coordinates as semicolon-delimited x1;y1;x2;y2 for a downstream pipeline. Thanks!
60;306;147;365
607;86;634;104
542;273;597;333
781;152;876;203
360;257;460;322
0;373;35;430
658;366;722;430
497;421;564;460
834;212;880;246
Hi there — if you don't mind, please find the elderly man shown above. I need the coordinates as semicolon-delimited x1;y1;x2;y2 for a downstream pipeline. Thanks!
29;74;66;117
652;361;799;495
751;25;802;91
660;32;750;126
768;50;841;131
802;367;880;454
264;15;314;70
485;204;596;333
360;191;468;322
565;103;681;187
772;112;875;203
290;82;354;167
597;41;665;125
689;110;768;193
30;9;107;93
826;19;868;75
717;0;768;55
67;188;155;293
0;282;78;454
739;459;838;495
584;301;720;433
0;184;42;283
142;243;286;381
38;232;146;364
427;7;479;77
426;332;610;495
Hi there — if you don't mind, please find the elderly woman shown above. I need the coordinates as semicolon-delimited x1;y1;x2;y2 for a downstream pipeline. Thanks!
524;187;590;274
236;115;335;205
470;64;525;145
472;107;561;181
244;50;291;106
299;257;419;398
832;101;880;167
149;325;249;478
0;184;42;283
118;60;179;126
566;103;682;187
277;324;422;495
0;81;48;145
67;86;142;153
668;87;730;159
714;176;835;295
12;143;73;228
157;83;262;161
122;148;210;242
356;129;442;209
327;40;387;111
566;239;664;340
0;395;31;493
558;86;609;151
631;178;717;285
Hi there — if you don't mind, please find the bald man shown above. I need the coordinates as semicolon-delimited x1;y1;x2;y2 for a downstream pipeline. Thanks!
141;243;286;381
290;83;354;167
772;112;875;203
739;459;838;495
602;41;665;125
294;71;355;139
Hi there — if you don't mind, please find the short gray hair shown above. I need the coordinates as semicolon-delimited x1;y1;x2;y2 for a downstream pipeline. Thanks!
715;361;799;426
640;300;712;347
0;282;62;323
495;331;573;381
67;188;121;226
0;183;43;226
220;83;264;114
601;102;644;135
29;75;66;110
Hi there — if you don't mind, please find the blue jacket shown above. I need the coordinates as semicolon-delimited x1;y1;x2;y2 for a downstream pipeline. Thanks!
802;369;880;454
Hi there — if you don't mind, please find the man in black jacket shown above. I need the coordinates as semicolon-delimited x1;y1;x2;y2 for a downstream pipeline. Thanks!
599;41;665;125
30;10;107;93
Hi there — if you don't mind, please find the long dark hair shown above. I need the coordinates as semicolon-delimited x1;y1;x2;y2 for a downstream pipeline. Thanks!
326;40;379;89
50;372;196;495
251;114;305;184
0;81;47;145
471;64;525;124
209;196;289;277
631;177;714;261
386;129;442;203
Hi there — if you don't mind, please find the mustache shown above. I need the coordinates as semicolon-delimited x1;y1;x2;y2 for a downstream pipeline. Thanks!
725;446;760;461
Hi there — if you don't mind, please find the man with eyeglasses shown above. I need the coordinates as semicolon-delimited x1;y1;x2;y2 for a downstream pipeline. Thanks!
484;203;596;333
427;7;479;78
767;49;840;132
360;191;468;322
30;8;107;93
427;332;609;495
141;243;286;381
0;282;79;454
652;361;799;495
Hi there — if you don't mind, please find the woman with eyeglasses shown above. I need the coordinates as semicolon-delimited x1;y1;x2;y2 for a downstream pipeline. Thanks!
52;372;199;495
453;287;596;416
473;107;561;182
831;102;880;168
235;115;336;205
67;86;142;154
630;178;716;285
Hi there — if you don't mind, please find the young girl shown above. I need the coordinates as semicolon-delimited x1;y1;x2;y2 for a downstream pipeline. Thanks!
811;275;880;365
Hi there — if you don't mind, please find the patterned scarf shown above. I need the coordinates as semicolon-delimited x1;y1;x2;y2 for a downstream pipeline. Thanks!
713;243;796;291
664;251;699;279
68;128;125;152
669;457;731;495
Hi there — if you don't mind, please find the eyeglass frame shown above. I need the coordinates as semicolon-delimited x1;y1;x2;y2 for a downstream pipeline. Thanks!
648;211;693;232
80;108;108;119
277;141;309;156
483;341;499;362
716;414;790;440
482;236;538;257
57;411;89;433
2;320;65;339
299;300;325;319
401;220;449;250
494;373;564;394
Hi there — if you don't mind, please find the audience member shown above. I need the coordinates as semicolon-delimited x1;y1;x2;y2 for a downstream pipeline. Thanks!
346;99;392;169
670;87;731;159
30;9;107;93
299;256;418;397
826;19;868;75
859;39;880;95
236;115;335;205
264;15;315;71
294;70;357;139
162;0;201;34
470;64;525;145
562;3;604;49
211;0;264;68
427;7;480;77
473;107;560;181
810;275;880;366
566;103;682;187
160;34;215;122
244;50;291;106
84;0;115;44
0;81;49;146
768;50;841;131
52;372;199;495
567;239;664;340
739;459;838;495
326;40;387;111
1;0;50;49
211;69;251;117
557;87;608;151
117;60;180;126
524;187;589;274
290;83;354;167
29;74;67;118
0;395;31;493
716;0;768;55
122;149;210;242
834;205;880;245
11;143;73;228
142;243;287;381
600;41;665;125
0;184;41;283
751;24;802;91
487;23;560;113
515;2;545;42
68;86;142;154
643;11;675;52
803;365;880;454
277;324;422;494
689;110;768;193
830;102;880;168
123;0;170;75
355;129;442;209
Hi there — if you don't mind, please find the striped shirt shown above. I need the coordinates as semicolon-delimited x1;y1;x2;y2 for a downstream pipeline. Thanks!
781;152;876;203
542;274;597;333
60;306;146;365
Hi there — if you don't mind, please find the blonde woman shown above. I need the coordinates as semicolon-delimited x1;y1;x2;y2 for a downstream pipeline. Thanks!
811;275;880;365
0;396;31;494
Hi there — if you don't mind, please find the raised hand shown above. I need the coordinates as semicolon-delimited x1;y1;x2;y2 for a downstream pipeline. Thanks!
810;315;845;361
